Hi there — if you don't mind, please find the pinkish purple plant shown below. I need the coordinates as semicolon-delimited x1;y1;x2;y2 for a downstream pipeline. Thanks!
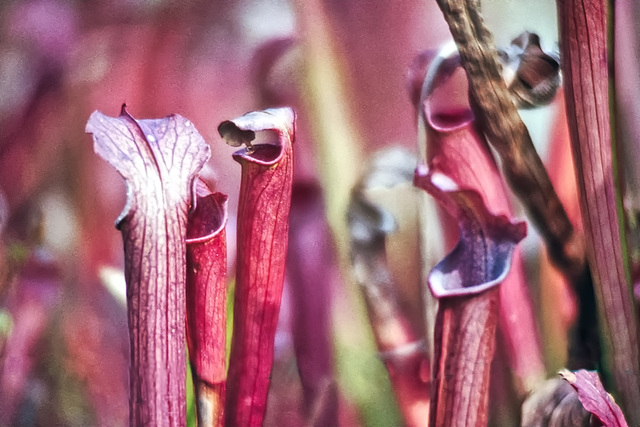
86;105;210;426
415;165;526;426
414;49;545;397
186;181;228;427
557;0;640;422
218;108;295;427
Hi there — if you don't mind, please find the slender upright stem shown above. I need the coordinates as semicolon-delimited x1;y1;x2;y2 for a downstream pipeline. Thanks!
557;0;640;420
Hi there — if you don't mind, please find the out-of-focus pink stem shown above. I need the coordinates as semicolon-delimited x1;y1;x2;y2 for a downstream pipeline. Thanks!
186;181;228;427
287;182;338;427
0;253;61;426
218;108;295;427
348;177;431;426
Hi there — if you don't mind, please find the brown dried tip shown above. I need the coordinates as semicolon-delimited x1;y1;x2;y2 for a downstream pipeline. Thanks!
499;31;561;109
217;122;255;152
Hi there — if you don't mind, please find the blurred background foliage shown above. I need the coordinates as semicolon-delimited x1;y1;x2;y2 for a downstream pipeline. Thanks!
0;0;562;426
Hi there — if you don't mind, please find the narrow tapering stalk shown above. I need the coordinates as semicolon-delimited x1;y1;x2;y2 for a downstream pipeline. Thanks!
186;181;228;427
415;166;526;427
557;0;640;420
218;108;295;427
86;106;210;426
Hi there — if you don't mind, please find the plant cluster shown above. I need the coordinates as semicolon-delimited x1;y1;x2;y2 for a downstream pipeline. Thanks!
0;0;638;426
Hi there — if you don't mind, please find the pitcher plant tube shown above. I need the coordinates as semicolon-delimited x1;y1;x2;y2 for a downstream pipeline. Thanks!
218;107;295;427
414;165;527;427
557;0;640;421
414;46;545;396
86;105;210;426
186;181;228;427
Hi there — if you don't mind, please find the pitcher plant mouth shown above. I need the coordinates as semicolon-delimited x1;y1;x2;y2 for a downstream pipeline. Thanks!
420;48;475;133
219;107;295;166
414;165;526;299
186;180;228;245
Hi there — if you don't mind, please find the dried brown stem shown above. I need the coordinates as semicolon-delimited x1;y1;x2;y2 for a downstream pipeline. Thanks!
433;0;586;280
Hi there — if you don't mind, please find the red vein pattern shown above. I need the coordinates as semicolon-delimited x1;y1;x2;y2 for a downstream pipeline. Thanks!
186;182;228;427
557;0;640;421
415;165;526;427
86;105;210;426
218;108;295;427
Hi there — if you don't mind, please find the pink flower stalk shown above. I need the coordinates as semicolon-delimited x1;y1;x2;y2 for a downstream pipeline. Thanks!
186;180;228;427
414;165;527;427
416;50;545;394
218;107;295;427
557;0;640;420
86;105;210;426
